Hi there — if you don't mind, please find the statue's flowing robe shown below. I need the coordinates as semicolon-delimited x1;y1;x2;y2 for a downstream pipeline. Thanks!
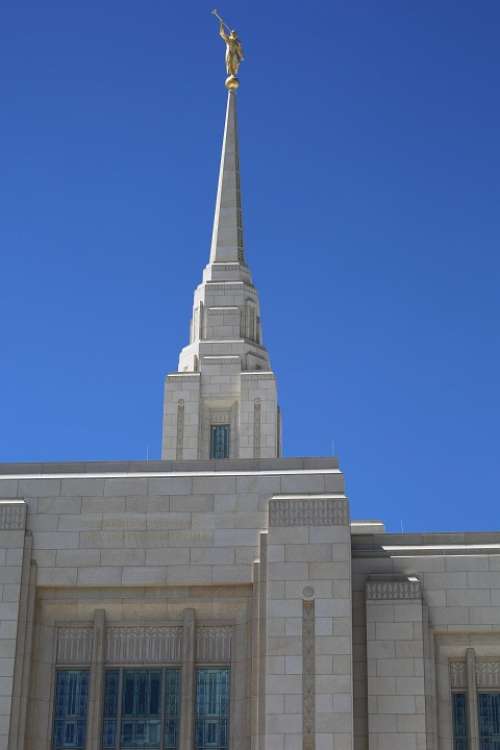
226;44;243;77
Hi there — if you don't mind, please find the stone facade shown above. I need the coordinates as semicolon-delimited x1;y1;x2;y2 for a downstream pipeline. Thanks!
0;465;499;749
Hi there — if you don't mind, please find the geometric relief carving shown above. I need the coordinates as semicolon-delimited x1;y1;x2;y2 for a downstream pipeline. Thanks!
303;600;315;750
209;410;231;426
105;626;182;664
449;660;466;689
476;661;500;688
196;626;232;663
366;580;421;600
56;627;94;664
176;400;185;461
269;498;348;527
0;501;26;530
253;399;261;460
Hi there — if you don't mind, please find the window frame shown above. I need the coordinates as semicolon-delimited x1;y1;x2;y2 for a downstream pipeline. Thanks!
194;666;230;750
101;666;181;750
209;424;230;460
451;691;468;750
52;668;90;750
478;690;500;748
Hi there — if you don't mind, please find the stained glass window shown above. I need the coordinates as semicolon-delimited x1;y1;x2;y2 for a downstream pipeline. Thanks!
102;668;180;750
164;669;180;749
479;693;500;749
195;668;230;750
103;670;120;749
452;692;467;750
210;425;230;459
52;670;89;750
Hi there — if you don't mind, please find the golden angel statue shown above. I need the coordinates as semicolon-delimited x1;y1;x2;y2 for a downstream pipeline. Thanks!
212;10;244;89
219;24;244;78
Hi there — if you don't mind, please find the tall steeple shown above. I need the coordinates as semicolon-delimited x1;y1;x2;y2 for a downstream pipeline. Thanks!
161;42;281;460
209;92;244;265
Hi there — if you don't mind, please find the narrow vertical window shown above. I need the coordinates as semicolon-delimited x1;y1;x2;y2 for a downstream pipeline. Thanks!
102;670;119;749
479;692;500;748
52;670;89;750
164;669;180;749
121;669;161;749
210;425;230;459
102;668;180;750
452;692;467;750
195;668;230;750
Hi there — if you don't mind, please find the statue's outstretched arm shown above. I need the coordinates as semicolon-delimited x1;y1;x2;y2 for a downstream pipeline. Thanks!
219;24;228;42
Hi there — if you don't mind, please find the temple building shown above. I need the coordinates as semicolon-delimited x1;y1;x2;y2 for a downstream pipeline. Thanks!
1;40;499;750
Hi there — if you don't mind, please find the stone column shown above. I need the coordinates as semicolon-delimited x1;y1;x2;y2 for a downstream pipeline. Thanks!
366;578;428;750
264;495;353;750
250;559;261;750
250;532;268;750
179;608;196;750
87;609;106;750
11;554;37;750
465;647;479;750
0;500;28;750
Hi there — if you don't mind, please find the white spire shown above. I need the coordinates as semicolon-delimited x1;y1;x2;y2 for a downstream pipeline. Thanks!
161;87;281;461
209;91;245;265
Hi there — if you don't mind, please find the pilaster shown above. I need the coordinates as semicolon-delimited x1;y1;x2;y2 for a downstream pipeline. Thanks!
466;647;479;750
366;578;428;750
263;495;353;750
87;609;106;750
179;608;196;750
0;500;28;750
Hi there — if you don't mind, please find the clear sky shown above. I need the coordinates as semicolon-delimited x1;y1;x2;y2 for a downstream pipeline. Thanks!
1;0;499;532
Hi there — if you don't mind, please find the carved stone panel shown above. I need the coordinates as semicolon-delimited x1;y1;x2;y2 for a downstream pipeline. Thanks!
366;580;421;600
196;626;232;663
477;661;500;688
269;498;348;527
253;399;261;459
449;660;466;689
105;626;182;664
176;400;185;460
0;501;26;530
56;627;94;665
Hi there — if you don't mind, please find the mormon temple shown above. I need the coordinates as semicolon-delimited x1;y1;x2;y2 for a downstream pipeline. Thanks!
0;31;499;750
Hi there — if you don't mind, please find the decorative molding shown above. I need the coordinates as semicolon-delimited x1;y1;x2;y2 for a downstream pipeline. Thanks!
253;399;261;460
303;600;315;750
448;657;500;689
0;501;26;530
196;626;232;663
449;660;466;689
269;498;348;527
57;626;94;664
105;626;182;664
210;410;232;426
176;400;185;461
476;660;500;688
366;580;421;600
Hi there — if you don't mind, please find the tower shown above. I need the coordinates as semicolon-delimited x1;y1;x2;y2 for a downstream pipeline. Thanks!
161;85;281;460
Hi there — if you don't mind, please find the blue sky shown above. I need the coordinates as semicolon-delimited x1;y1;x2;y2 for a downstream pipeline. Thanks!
1;0;499;532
